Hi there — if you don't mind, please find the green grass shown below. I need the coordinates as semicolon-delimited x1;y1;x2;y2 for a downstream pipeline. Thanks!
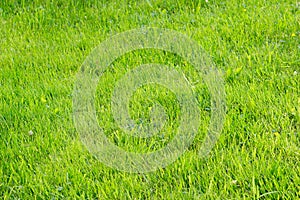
1;0;299;199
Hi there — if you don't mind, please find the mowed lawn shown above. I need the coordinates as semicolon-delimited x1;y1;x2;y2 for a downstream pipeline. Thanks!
1;0;299;199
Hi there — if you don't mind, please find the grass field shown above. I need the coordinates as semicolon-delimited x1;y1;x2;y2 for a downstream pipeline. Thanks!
1;0;299;199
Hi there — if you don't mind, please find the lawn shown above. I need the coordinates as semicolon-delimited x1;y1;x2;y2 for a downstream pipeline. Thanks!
0;0;299;199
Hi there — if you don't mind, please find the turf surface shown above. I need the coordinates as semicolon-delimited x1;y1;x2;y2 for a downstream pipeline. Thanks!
1;0;299;199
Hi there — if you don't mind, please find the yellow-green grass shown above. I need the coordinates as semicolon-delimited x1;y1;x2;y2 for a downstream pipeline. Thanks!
0;0;299;199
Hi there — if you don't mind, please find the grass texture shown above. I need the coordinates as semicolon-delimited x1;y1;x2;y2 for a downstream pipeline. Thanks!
0;0;299;199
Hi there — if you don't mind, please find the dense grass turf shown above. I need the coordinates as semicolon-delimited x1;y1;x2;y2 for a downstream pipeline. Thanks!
1;0;299;199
